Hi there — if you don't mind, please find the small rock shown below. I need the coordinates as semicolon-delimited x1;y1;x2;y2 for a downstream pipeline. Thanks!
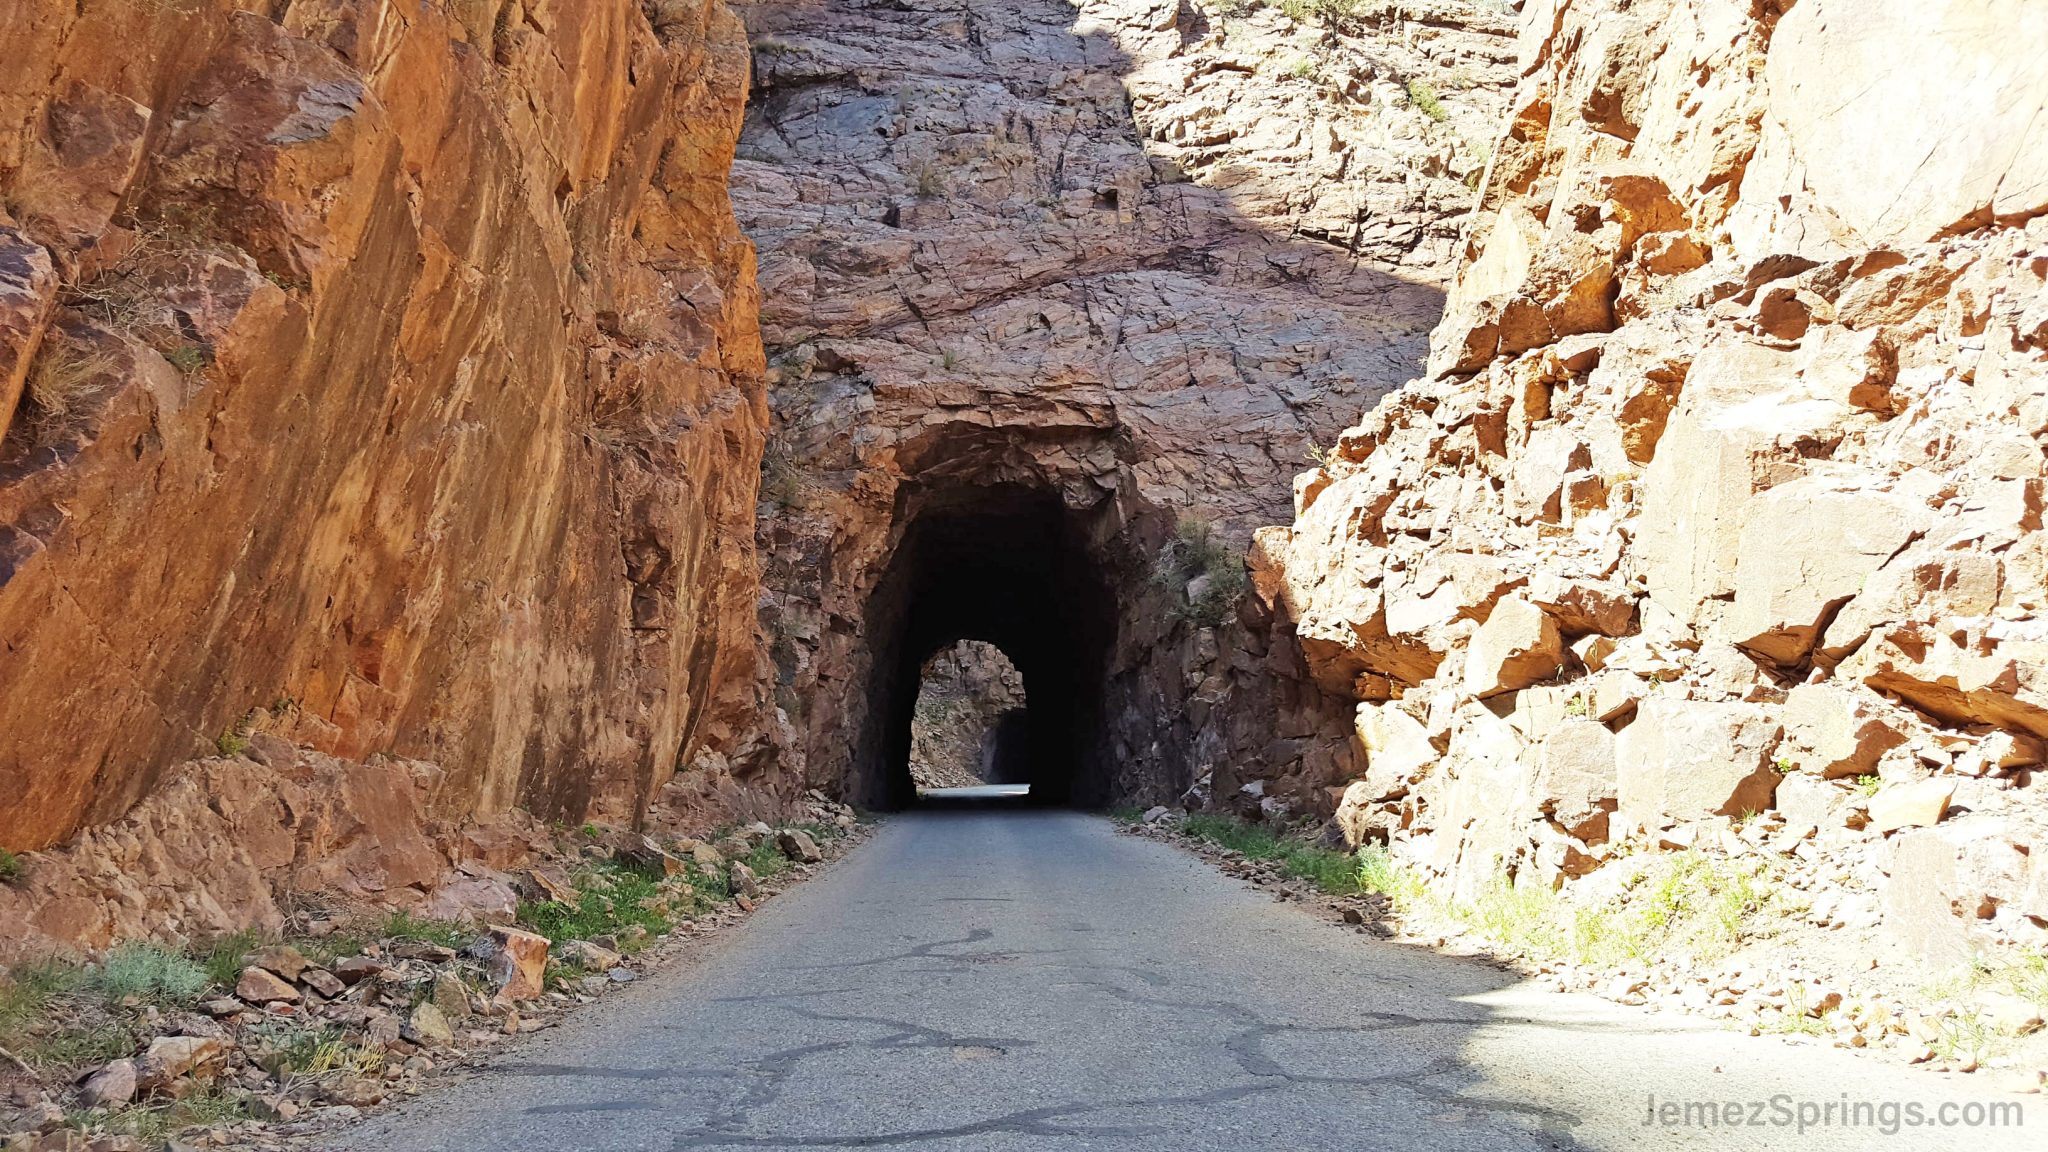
406;1001;454;1047
606;968;637;984
1866;778;1955;833
23;1100;65;1132
430;974;472;1021
300;968;345;999
1340;907;1365;925
250;945;308;983
776;828;822;863
1142;806;1171;824
486;926;550;1005
77;1060;137;1107
200;998;246;1018
135;1035;227;1092
556;940;623;971
249;1094;299;1122
391;942;459;963
331;956;387;985
235;966;299;1004
728;860;760;898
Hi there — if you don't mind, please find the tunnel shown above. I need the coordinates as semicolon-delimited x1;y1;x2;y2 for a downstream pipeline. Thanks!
853;482;1120;810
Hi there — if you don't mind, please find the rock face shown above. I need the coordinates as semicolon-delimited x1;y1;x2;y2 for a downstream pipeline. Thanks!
1257;0;2048;964
908;641;1027;790
733;0;1516;807
0;0;784;948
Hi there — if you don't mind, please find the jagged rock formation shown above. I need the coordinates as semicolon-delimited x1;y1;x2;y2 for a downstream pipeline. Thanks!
734;0;1516;807
0;0;780;953
907;640;1027;790
1258;0;2048;965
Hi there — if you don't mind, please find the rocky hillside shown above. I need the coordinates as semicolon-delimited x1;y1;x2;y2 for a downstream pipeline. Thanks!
734;0;1518;807
0;0;781;954
1256;0;2048;972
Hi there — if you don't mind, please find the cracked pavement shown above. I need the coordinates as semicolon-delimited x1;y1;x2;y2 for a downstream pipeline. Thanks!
333;808;2035;1151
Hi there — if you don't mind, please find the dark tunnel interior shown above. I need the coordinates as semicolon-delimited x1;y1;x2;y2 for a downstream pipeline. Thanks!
856;484;1120;810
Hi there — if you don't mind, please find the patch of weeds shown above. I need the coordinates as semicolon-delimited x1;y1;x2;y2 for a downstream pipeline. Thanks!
0;848;20;884
1757;984;1830;1036
1932;1012;1997;1065
517;862;673;946
1355;844;1425;903
761;439;813;510
1564;693;1589;718
1773;757;1794;774
0;959;141;1073
1286;58;1318;81
1106;806;1147;826
160;342;210;375
382;910;470;949
22;346;118;437
1855;774;1882;798
1923;951;2048;1014
911;159;948;200
214;708;259;757
744;838;791;882
1181;814;1365;896
1151;517;1247;628
1421;849;1779;969
193;929;264;990
90;942;208;1004
1406;78;1448;122
1303;441;1335;467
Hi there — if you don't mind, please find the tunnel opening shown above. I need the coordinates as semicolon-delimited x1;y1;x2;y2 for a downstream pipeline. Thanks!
854;483;1120;811
908;640;1029;793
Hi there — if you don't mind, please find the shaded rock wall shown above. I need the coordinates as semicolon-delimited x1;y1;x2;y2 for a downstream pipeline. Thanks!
1259;0;2048;963
0;0;782;948
734;0;1517;806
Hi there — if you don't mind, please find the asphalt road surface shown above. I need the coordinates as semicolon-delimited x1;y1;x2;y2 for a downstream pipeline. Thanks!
336;805;2035;1151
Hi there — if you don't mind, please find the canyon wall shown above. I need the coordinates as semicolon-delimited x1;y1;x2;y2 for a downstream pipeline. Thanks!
1259;0;2048;964
733;0;1517;807
0;0;782;952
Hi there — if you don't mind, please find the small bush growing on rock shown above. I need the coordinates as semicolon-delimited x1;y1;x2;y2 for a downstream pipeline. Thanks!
23;347;117;435
89;943;208;1004
1153;517;1248;628
1405;78;1447;121
0;848;20;883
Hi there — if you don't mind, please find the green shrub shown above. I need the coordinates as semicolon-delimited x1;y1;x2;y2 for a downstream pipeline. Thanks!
193;929;263;989
90;943;208;1004
0;848;19;884
1406;78;1448;121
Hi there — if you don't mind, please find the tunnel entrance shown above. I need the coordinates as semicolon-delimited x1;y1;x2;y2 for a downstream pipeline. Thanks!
854;483;1120;810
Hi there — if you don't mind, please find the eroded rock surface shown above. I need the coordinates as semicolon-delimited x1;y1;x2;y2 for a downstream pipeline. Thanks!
0;0;783;952
1257;0;2048;967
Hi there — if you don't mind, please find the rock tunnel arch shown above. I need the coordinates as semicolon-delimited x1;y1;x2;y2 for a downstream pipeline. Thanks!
852;480;1122;811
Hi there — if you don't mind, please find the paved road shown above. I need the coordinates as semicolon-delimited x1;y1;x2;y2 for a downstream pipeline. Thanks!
337;807;2035;1151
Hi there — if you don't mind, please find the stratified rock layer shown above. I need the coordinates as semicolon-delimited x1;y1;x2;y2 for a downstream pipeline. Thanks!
0;0;780;947
1261;0;2048;963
